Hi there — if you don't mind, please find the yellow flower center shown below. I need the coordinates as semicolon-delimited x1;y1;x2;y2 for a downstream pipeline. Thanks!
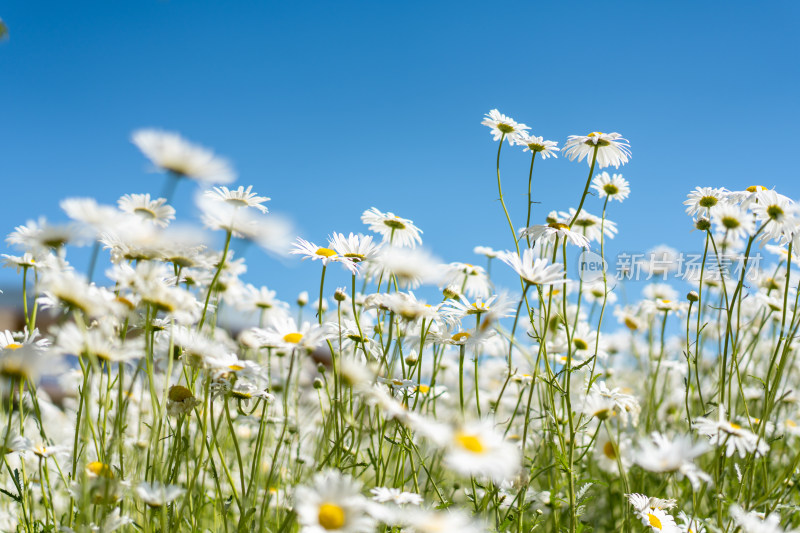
451;332;471;342
603;441;617;459
383;219;406;230
497;123;515;134
283;333;303;344
455;432;485;453
168;385;193;403
603;183;619;195
416;384;430;393
787;419;797;427
729;422;742;430
647;513;662;530
548;222;570;230
573;338;588;351
133;207;157;219
721;216;741;229
624;317;639;331
746;185;766;192
87;461;113;478
698;196;718;208
318;503;346;530
315;248;336;258
3;343;23;350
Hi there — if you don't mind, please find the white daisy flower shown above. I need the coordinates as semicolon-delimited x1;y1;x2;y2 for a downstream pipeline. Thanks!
514;131;559;158
683;186;729;217
497;248;568;287
730;505;796;533
361;207;423;248
329;232;381;266
135;481;186;508
443;419;521;483
441;262;492;298
711;203;755;240
369;487;423;506
6;217;85;253
694;406;769;458
563;131;631;169
751;189;800;242
473;245;500;259
254;316;335;353
557;208;618;243
204;185;270;213
521;222;590;248
294;470;375;533
481;109;530;144
633;433;711;490
118;193;175;227
591;171;630;202
131;128;235;184
369;246;442;288
404;508;487;533
291;237;356;274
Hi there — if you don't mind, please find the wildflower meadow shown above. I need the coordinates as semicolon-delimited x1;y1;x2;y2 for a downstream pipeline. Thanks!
2;105;800;533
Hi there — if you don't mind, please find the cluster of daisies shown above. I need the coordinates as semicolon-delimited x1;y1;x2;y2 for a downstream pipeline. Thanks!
0;113;799;533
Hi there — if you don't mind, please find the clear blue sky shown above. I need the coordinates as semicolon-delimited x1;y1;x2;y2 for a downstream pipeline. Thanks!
1;1;799;303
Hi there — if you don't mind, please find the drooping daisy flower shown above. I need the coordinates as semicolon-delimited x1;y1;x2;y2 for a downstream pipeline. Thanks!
514;131;559;158
521;222;590;248
481;109;530;144
563;132;631;169
443;419;521;483
294;470;375;533
497;248;568;287
204;185;270;213
591;172;630;202
473;245;500;259
118;193;175;227
683;187;729;217
131;129;236;184
361;207;423;248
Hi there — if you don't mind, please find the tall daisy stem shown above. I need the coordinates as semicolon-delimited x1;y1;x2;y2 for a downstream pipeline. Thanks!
569;145;599;229
496;134;520;254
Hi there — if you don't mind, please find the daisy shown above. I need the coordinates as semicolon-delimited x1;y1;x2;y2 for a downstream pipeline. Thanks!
6;217;84;252
729;505;796;533
443;419;521;483
204;185;270;213
118;193;175;227
53;322;144;363
473;245;500;259
711;203;755;240
291;237;356;274
521;222;590;248
360;207;423;248
593;432;632;474
677;511;706;533
254;316;335;353
61;197;129;235
514;131;559;158
131;129;235;184
135;481;186;508
694;406;769;458
2;251;39;273
496;248;568;286
369;246;442;288
558;208;618;242
370;487;423;506
633;433;710;490
751;189;800;242
627;494;680;533
294;470;375;533
445;293;515;321
563;132;631;169
329;232;381;266
441;262;492;298
404;508;487;533
683;187;729;217
481;109;530;144
591;172;630;202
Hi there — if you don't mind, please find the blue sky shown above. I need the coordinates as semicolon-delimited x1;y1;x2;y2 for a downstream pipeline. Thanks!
1;1;799;305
